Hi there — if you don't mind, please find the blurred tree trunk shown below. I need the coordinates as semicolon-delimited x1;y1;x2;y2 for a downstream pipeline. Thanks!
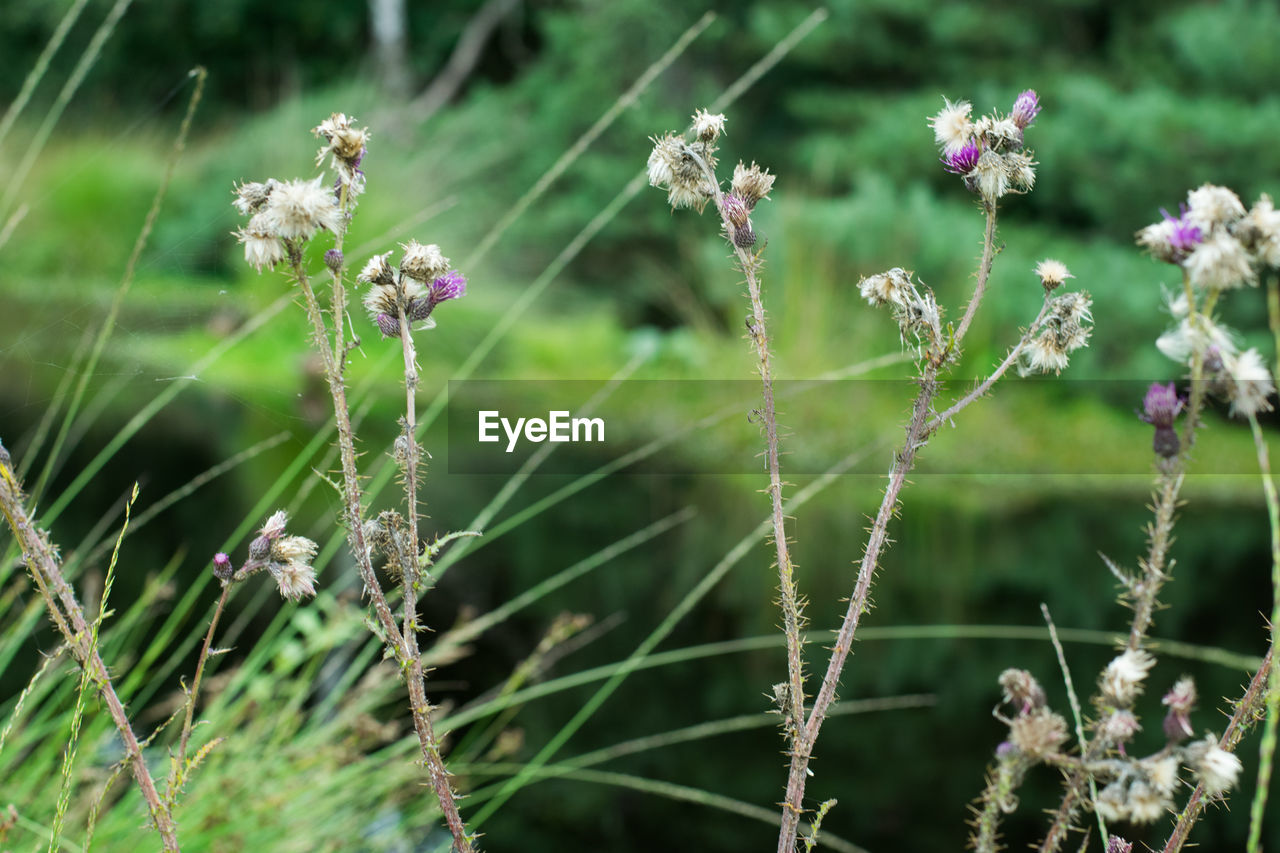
369;0;410;97
410;0;520;122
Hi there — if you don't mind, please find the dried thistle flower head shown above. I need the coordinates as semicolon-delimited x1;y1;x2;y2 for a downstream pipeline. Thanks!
1034;259;1072;291
1183;232;1255;290
1145;754;1180;796
928;97;974;156
1161;676;1197;742
256;176;344;241
1098;709;1141;747
1094;780;1129;822
1186;736;1242;796
998;668;1046;713
1222;347;1275;417
1100;648;1156;706
1137;205;1203;265
1125;780;1170;823
261;510;289;539
233;179;279;216
275;559;318;600
1235;194;1280;266
314;113;369;167
1186;183;1245;234
1008;708;1068;759
358;252;396;286
237;509;320;600
647;133;715;213
730;161;775;210
1020;291;1093;375
691;108;726;143
361;243;467;339
399;240;450;283
1155;312;1237;366
858;267;914;308
236;221;285;272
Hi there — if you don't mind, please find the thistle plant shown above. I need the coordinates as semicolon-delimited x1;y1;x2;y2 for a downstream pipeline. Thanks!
646;91;1097;852
230;113;477;852
971;182;1280;852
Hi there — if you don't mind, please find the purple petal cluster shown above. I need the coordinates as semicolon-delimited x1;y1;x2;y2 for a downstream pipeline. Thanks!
1011;89;1041;129
1140;381;1184;459
430;270;467;304
1161;205;1203;258
943;142;981;175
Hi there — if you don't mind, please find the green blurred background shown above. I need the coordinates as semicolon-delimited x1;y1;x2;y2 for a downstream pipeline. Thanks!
1;0;1278;850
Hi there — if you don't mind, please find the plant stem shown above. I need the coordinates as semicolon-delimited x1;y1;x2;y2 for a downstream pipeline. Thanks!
0;443;179;850
1246;413;1280;852
1039;284;1211;851
688;149;807;745
776;201;1003;852
167;581;231;804
778;364;940;851
953;204;998;346
288;251;474;852
1164;646;1275;853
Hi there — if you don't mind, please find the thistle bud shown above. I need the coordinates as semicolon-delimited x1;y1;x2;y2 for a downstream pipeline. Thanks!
212;552;233;580
1011;89;1041;129
375;312;401;338
1140;382;1184;459
324;248;344;273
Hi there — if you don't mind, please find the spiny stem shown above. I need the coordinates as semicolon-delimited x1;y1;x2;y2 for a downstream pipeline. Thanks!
1164;646;1275;852
1246;412;1280;852
778;200;1004;853
168;580;231;804
1039;298;1211;851
687;148;807;745
396;304;423;638
778;365;940;852
288;250;473;851
0;444;179;850
953;204;998;346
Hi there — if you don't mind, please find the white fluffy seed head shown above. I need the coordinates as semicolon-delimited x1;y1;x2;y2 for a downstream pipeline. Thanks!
275;560;318;600
691;109;726;143
1184;232;1256;290
928;97;974;155
1101;648;1156;706
259;176;343;240
1189;737;1242;796
1224;347;1275;417
1186;183;1245;233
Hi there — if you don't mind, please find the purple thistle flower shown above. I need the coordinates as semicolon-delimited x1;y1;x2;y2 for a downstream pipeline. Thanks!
1161;204;1203;259
1106;839;1133;853
429;270;467;305
212;552;233;581
1011;89;1041;129
1141;382;1184;428
375;312;401;338
942;141;981;175
1140;382;1184;459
